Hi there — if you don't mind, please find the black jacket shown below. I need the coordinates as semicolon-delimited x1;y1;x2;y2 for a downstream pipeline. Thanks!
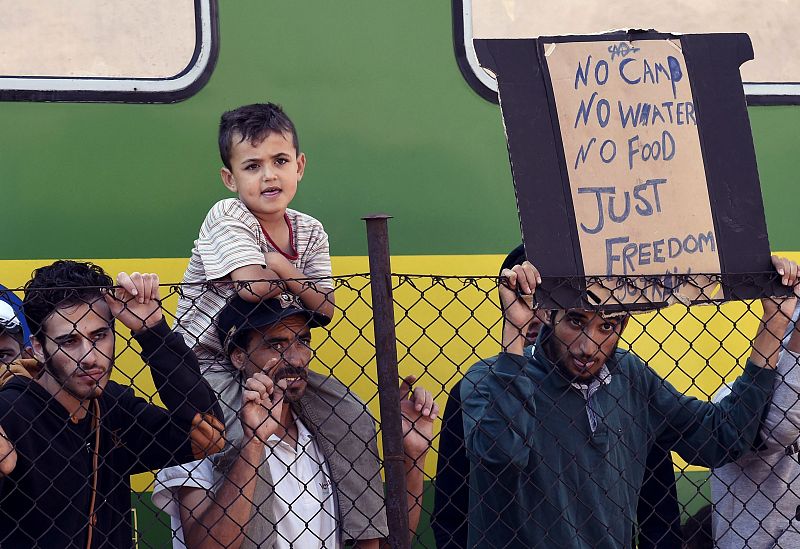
0;320;223;548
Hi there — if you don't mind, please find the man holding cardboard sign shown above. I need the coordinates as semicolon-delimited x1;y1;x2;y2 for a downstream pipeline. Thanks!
461;256;797;548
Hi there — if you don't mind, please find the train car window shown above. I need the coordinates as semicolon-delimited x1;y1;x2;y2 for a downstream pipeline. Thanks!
0;0;218;103
454;0;800;105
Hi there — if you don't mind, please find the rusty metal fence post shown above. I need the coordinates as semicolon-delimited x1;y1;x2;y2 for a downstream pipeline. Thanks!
363;214;410;549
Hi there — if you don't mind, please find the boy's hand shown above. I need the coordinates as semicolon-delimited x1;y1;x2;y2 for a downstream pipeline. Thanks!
104;272;163;333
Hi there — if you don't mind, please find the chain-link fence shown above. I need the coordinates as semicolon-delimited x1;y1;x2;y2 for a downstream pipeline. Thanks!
1;253;798;548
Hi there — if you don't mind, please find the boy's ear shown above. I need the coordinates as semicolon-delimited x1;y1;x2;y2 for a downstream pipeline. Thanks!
296;153;306;182
220;167;238;193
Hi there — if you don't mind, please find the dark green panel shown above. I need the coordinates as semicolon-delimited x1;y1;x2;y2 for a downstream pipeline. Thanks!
748;106;800;252
2;3;798;260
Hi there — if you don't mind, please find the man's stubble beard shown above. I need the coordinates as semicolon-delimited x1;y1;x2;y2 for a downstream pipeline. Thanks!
41;347;105;401
541;331;618;384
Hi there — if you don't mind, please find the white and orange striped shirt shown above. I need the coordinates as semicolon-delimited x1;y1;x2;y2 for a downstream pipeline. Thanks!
174;198;332;362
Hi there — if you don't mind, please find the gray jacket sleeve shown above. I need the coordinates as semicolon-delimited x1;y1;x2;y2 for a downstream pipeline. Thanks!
758;350;800;454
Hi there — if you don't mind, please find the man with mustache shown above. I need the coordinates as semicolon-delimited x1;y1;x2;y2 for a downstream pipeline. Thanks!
462;256;799;548
153;295;438;548
0;261;224;548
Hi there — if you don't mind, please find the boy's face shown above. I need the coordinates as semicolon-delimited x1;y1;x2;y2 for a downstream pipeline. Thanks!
221;131;306;220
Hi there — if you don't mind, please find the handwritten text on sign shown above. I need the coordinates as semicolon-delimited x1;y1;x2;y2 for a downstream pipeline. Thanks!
545;39;721;305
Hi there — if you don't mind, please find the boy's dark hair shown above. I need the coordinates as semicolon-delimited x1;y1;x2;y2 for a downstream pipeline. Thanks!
219;103;300;170
23;261;113;338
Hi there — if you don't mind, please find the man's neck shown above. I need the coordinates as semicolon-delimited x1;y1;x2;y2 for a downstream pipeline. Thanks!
36;373;91;422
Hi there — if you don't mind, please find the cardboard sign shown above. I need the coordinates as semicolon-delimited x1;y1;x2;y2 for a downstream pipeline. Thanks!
548;39;721;306
475;32;779;310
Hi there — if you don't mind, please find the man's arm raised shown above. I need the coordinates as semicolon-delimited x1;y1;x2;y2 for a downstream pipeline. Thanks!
353;376;439;549
749;255;800;369
499;262;541;356
179;369;285;549
105;272;225;464
655;256;800;467
399;376;438;539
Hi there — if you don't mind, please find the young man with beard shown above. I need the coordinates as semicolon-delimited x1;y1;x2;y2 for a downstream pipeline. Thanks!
432;245;682;548
461;256;799;548
153;295;438;548
0;261;224;548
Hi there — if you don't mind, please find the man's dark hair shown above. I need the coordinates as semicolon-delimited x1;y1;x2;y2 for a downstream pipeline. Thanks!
219;103;300;170
23;261;113;338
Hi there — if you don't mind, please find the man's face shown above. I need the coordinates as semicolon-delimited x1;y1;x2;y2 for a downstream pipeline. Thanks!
221;131;305;220
32;299;115;400
545;309;626;382
234;314;312;402
0;332;22;365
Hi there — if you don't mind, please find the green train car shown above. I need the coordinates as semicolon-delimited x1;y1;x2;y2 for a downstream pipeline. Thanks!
2;1;800;546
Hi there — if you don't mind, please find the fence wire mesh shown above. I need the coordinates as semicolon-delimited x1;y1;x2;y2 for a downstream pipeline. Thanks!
0;268;797;549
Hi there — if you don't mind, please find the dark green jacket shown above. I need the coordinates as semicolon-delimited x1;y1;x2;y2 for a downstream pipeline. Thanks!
461;324;775;548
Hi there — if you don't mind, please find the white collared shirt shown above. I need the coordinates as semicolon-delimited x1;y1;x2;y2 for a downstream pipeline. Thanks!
153;415;339;549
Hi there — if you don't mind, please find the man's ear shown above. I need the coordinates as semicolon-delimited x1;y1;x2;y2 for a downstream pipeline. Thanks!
295;152;306;182
230;348;246;371
220;167;238;193
30;336;46;363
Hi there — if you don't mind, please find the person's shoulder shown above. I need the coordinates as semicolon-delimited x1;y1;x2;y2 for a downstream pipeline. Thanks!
609;348;658;390
156;458;212;488
613;347;647;370
305;371;366;409
464;354;501;378
464;345;534;378
286;208;326;231
203;198;258;225
152;458;214;515
0;378;47;436
0;376;35;411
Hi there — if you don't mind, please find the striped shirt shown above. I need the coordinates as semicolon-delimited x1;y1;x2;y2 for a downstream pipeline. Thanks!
174;198;332;361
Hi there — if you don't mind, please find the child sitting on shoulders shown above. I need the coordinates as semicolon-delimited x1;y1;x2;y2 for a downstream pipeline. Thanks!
174;103;334;435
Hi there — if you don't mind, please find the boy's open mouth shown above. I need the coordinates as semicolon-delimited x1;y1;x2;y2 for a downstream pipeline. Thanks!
261;186;281;197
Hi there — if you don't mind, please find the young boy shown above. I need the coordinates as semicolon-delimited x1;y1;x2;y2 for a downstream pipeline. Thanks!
174;103;335;435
